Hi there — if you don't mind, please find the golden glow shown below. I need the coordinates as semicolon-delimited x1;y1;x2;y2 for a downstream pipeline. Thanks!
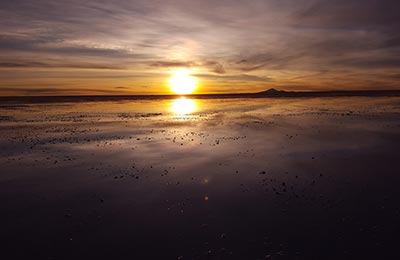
171;97;196;115
168;69;197;94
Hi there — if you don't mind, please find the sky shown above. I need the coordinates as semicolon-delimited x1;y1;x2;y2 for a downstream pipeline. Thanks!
0;0;399;96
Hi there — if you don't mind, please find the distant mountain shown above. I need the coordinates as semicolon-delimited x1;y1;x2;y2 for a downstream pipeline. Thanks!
256;88;287;95
254;88;400;97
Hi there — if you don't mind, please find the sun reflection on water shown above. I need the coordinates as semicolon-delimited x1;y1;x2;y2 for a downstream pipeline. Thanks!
170;97;196;116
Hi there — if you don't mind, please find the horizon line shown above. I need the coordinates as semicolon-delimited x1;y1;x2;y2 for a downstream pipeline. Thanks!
1;89;400;99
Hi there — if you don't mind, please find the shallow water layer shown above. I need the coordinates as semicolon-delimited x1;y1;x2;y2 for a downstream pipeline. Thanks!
1;97;400;259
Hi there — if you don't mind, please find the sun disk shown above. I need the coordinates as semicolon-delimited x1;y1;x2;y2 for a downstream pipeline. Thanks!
168;69;197;95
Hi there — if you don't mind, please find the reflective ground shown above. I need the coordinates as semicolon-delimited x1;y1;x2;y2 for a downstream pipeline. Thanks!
1;97;400;259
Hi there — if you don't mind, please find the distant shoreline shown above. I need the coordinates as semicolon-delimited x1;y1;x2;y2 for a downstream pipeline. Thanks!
1;89;400;103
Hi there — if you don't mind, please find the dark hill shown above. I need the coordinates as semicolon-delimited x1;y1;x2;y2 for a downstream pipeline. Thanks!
254;88;400;97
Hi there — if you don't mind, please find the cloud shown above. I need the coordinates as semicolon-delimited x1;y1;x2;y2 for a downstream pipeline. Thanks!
194;73;272;82
0;61;124;70
0;87;127;95
0;0;399;94
204;61;226;74
149;61;195;68
296;0;400;30
149;60;226;74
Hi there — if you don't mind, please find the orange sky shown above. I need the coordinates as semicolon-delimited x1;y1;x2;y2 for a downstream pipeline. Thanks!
0;0;399;96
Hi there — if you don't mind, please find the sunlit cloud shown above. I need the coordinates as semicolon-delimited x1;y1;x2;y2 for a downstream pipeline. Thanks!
0;0;399;95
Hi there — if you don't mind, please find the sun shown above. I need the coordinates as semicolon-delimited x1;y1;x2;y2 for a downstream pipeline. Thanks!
168;69;197;95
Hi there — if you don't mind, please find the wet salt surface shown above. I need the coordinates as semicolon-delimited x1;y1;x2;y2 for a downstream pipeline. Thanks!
1;97;400;259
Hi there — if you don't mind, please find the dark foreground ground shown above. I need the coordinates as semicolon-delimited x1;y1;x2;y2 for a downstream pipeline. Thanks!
0;96;399;259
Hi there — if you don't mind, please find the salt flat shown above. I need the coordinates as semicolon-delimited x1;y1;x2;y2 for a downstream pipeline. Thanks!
1;97;400;259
